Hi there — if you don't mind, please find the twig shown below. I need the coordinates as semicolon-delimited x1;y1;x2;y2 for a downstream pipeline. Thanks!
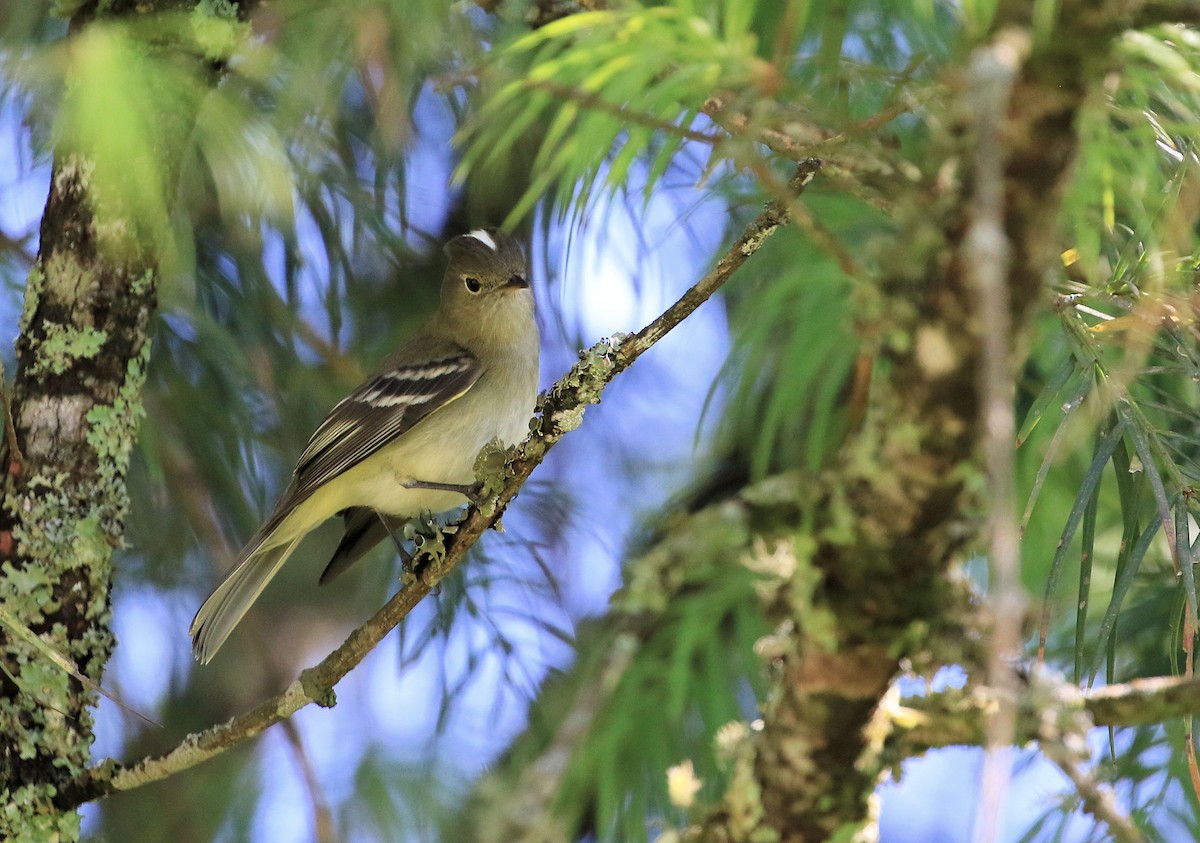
1040;739;1144;843
741;156;861;277
876;671;1195;843
1180;614;1200;803
1034;679;1145;843
58;159;823;810
0;605;159;729
963;28;1030;843
701;51;921;165
280;718;339;843
701;96;824;160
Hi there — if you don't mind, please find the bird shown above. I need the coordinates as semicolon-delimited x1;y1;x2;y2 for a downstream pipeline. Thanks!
189;229;539;663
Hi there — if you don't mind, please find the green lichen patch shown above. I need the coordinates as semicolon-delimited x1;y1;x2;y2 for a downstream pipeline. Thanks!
1;784;81;843
473;438;515;518
537;335;630;438
9;476;107;566
28;322;108;378
18;265;44;337
0;560;56;624
39;251;94;315
86;338;150;483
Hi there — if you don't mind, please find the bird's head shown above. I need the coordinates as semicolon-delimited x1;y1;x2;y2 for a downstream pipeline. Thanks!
441;228;534;350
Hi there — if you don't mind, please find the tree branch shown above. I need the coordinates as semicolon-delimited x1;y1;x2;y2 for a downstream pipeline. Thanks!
964;28;1030;842
60;159;823;809
888;672;1200;753
1040;738;1144;843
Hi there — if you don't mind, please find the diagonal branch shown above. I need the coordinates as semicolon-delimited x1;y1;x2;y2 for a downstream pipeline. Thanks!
59;158;823;810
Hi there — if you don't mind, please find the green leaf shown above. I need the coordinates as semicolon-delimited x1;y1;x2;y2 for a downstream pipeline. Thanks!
1016;357;1082;448
1075;467;1100;682
1038;416;1124;658
1088;517;1161;684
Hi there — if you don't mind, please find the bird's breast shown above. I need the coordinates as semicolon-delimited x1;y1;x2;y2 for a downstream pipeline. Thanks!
362;347;538;517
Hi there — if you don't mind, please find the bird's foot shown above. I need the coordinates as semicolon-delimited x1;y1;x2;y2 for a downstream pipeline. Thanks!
404;510;456;590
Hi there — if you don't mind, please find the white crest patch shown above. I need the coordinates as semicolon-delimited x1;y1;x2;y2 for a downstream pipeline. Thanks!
467;229;498;251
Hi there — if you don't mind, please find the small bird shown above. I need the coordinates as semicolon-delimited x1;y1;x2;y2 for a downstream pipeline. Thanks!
190;229;539;663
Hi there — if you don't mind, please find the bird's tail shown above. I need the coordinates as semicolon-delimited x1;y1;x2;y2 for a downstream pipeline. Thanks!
319;507;393;585
189;534;303;664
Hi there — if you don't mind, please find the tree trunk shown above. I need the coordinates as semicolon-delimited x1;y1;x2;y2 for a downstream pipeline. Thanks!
0;0;228;833
0;149;157;841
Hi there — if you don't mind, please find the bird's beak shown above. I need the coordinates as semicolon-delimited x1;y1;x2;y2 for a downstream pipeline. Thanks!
502;275;529;291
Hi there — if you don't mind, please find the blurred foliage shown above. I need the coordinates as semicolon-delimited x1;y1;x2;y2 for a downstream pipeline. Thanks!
459;2;773;223
714;205;870;478
1011;20;1200;841
2;0;1200;841
552;512;767;840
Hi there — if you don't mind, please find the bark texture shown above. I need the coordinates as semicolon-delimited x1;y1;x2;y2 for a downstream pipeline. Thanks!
0;155;157;842
0;0;239;835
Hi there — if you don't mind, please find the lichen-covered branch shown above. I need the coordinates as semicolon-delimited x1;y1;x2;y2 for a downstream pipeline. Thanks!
883;669;1171;843
886;673;1200;753
0;3;254;838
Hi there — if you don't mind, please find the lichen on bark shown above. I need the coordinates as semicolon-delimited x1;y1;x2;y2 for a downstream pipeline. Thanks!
0;147;158;840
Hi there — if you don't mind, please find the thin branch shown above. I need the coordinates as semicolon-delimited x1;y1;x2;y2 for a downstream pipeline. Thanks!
1086;674;1200;727
963;28;1030;843
59;159;823;810
880;669;1193;843
0;605;159;729
701;95;824;160
702;95;913;163
280;718;339;843
1035;682;1145;843
1186;617;1200;806
701;51;923;165
1040;739;1144;843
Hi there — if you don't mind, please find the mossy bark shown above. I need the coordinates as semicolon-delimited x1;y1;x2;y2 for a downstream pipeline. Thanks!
0;0;235;836
0;151;157;842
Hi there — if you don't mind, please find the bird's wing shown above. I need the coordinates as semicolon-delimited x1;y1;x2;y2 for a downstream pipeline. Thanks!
190;351;480;663
276;350;482;519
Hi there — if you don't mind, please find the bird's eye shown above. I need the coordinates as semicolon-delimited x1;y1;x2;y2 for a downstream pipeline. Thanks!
464;277;482;293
